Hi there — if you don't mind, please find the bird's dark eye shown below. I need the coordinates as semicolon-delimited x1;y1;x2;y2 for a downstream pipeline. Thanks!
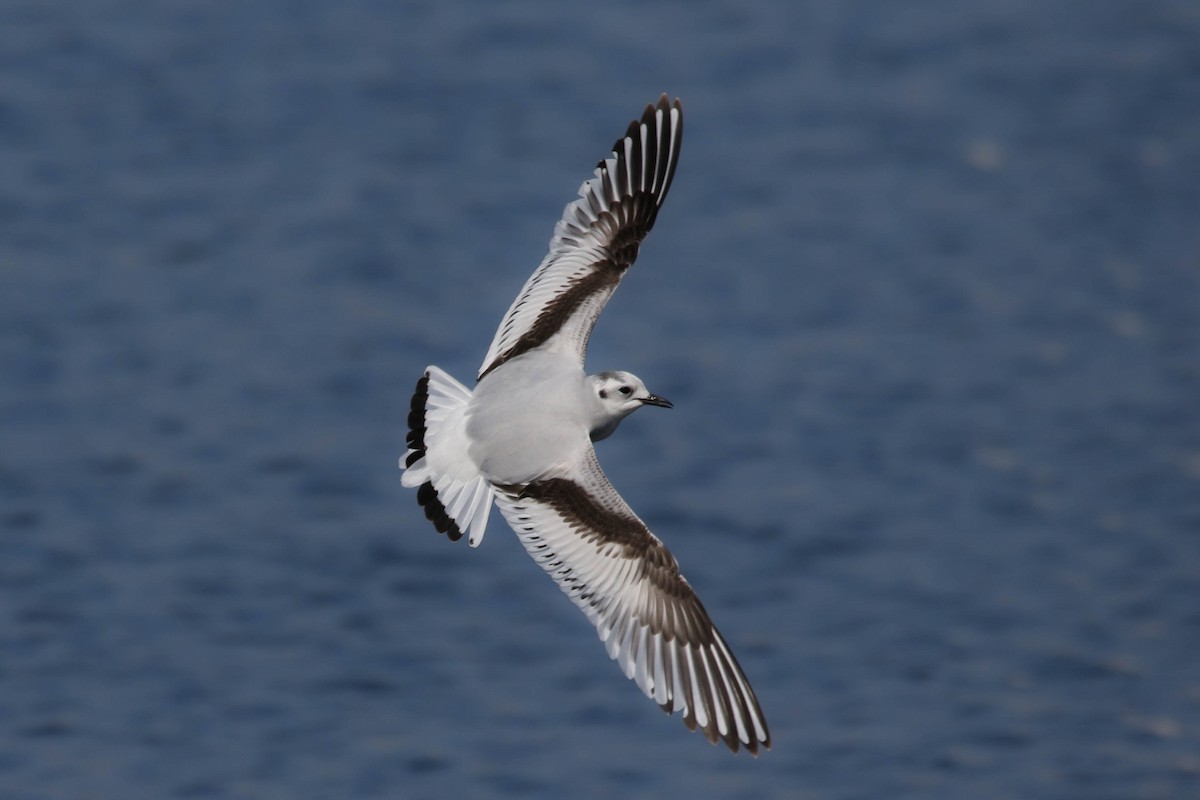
619;386;632;396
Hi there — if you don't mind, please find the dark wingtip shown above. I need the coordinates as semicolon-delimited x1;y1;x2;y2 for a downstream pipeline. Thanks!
651;92;677;116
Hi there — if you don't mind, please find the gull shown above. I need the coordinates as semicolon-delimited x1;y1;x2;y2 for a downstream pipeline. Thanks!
400;95;770;754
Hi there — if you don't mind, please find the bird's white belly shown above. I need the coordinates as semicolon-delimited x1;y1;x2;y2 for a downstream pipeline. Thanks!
465;353;591;484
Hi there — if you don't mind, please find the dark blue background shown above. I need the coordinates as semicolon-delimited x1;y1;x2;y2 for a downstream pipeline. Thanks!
2;1;1198;797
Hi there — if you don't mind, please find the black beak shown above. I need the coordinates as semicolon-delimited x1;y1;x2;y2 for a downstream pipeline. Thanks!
640;394;673;409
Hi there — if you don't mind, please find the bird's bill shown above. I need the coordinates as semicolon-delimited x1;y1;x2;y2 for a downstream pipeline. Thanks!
640;394;673;409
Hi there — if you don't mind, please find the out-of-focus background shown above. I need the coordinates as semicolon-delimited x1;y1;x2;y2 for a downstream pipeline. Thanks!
2;1;1198;798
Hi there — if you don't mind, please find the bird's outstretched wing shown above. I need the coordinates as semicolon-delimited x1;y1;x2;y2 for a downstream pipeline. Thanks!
493;446;770;754
478;95;683;381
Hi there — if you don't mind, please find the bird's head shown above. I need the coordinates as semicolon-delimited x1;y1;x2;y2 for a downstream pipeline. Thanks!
588;370;672;440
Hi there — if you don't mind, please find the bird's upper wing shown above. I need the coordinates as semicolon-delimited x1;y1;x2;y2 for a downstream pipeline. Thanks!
492;446;770;754
477;95;683;382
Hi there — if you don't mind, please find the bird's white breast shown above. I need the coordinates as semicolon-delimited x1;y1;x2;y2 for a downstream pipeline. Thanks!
466;349;594;484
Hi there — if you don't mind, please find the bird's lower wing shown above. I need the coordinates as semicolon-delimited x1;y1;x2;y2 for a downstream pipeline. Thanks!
492;447;769;754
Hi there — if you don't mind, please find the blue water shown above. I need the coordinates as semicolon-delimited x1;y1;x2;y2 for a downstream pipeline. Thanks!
2;1;1198;797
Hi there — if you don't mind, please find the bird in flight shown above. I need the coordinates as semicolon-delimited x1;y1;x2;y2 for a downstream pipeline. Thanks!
400;95;770;754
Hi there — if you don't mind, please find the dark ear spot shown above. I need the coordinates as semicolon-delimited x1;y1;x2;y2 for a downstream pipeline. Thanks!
599;389;608;399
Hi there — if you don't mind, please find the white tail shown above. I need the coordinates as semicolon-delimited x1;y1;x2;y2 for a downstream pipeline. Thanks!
400;366;494;546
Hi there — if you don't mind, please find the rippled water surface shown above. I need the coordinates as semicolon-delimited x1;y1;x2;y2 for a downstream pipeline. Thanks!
2;1;1199;798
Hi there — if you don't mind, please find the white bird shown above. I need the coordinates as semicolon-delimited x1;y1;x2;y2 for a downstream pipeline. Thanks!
400;95;770;754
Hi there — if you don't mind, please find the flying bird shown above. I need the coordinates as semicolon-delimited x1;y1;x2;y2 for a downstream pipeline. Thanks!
400;95;770;754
